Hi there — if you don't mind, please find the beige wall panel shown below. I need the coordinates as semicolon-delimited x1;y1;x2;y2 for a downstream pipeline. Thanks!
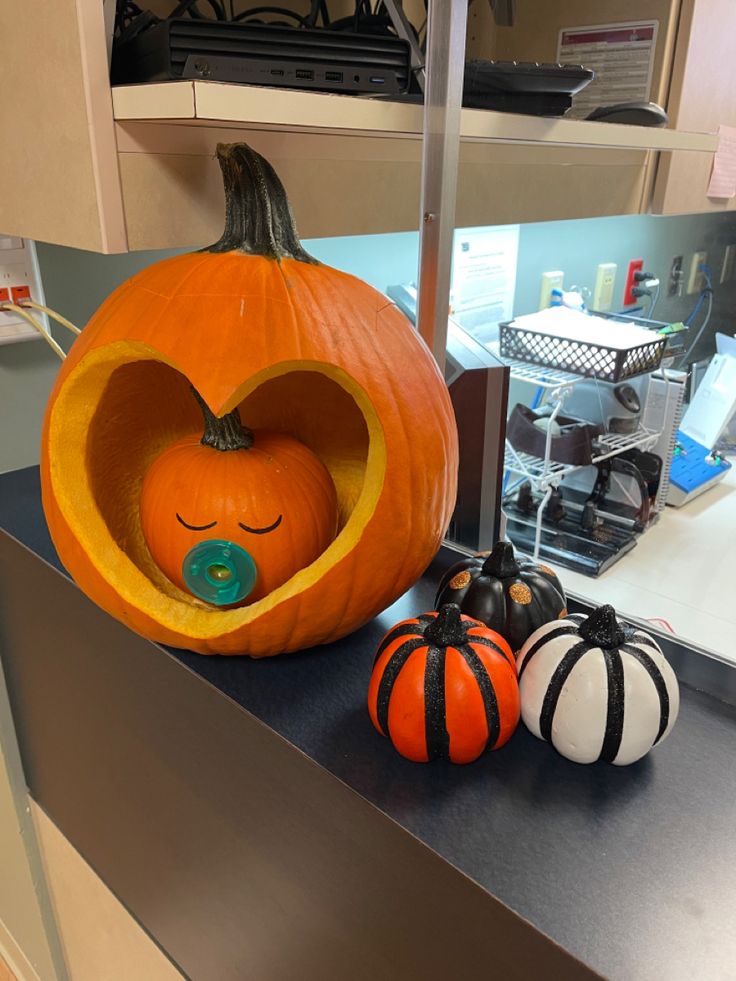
31;803;182;981
456;145;648;225
0;1;126;252
652;0;736;215
118;125;423;248
118;121;648;249
121;152;422;248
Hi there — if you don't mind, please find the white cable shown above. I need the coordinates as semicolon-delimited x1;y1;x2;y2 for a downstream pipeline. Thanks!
677;282;713;367
20;299;80;335
1;303;66;360
648;281;661;319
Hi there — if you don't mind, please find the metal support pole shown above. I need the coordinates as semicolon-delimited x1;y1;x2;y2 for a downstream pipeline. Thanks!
416;0;468;373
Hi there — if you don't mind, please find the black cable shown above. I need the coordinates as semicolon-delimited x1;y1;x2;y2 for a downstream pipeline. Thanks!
233;5;310;26
170;0;226;19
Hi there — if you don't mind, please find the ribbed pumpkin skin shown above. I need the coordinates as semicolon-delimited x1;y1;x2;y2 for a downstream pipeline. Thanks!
517;607;680;766
367;610;519;764
435;542;567;654
41;253;458;655
140;429;338;603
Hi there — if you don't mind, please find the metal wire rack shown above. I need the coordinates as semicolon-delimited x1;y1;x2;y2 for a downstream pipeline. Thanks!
503;357;661;560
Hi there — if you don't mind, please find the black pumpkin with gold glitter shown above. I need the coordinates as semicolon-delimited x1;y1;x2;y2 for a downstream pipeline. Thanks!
434;541;567;655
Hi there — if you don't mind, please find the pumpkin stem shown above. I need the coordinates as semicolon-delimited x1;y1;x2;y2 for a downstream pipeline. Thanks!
191;387;254;451
424;604;468;648
481;541;521;579
205;142;318;263
578;605;626;649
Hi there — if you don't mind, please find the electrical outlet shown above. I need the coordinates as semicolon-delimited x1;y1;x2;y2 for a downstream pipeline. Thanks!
592;262;617;311
539;270;564;310
10;284;31;303
687;251;708;293
0;237;48;345
623;258;644;307
721;244;736;284
668;255;684;296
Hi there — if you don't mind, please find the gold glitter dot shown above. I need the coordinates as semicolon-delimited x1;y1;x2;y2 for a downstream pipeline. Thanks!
448;570;472;590
538;564;556;577
509;582;532;605
558;608;569;619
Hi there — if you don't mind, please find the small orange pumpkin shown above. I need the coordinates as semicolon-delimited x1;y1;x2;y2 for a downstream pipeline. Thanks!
41;142;458;656
140;389;337;606
368;604;520;764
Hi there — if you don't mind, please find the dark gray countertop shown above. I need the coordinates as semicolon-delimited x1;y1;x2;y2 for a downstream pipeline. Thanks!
2;465;736;980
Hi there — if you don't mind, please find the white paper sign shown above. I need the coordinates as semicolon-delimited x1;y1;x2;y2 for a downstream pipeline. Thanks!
558;21;658;120
450;225;519;345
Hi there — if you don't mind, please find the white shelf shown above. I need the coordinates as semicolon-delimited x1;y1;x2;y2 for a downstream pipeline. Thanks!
504;426;659;488
504;445;577;486
505;360;583;389
592;427;659;463
112;81;719;153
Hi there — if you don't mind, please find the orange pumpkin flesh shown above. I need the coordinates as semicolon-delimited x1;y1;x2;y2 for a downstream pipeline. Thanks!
41;143;458;656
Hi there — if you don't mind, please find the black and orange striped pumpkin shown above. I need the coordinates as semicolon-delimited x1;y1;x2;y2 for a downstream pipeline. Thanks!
367;604;520;764
435;541;566;654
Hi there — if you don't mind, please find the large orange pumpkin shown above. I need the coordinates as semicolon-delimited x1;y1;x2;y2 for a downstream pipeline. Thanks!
41;143;458;656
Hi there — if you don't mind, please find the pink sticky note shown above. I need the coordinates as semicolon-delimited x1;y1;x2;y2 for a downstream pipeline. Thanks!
708;125;736;199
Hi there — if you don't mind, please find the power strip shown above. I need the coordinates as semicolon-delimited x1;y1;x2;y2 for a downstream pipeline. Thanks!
0;237;49;345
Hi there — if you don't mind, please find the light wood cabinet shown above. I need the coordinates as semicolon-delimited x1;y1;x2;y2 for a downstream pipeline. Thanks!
652;0;736;215
0;1;723;254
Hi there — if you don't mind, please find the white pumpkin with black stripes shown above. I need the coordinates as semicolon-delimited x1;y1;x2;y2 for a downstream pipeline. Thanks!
517;605;679;766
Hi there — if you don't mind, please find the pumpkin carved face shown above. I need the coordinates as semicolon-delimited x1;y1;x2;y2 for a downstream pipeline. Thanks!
140;391;338;606
41;143;458;656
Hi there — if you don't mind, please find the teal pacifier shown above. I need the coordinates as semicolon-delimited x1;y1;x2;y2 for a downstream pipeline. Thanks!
182;539;257;606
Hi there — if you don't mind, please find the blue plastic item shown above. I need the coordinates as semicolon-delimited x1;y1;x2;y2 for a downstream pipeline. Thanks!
669;430;731;505
182;539;257;606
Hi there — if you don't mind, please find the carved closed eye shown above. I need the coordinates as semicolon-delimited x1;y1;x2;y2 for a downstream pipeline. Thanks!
176;513;217;531
238;515;283;535
175;513;283;534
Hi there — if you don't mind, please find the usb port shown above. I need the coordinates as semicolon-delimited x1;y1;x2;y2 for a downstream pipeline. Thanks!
270;68;284;76
325;71;343;82
295;69;314;80
369;76;386;84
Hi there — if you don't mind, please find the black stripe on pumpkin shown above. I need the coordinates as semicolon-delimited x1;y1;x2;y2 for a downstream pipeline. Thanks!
631;632;663;653
424;645;450;760
539;640;590;742
599;649;625;763
376;637;427;736
464;633;515;669
460;644;501;750
621;643;670;744
518;625;581;679
373;623;422;667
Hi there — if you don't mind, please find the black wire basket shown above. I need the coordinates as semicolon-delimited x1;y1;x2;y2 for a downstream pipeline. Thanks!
499;320;666;382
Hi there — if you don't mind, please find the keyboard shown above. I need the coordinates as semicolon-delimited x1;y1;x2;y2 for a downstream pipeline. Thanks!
463;60;594;116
